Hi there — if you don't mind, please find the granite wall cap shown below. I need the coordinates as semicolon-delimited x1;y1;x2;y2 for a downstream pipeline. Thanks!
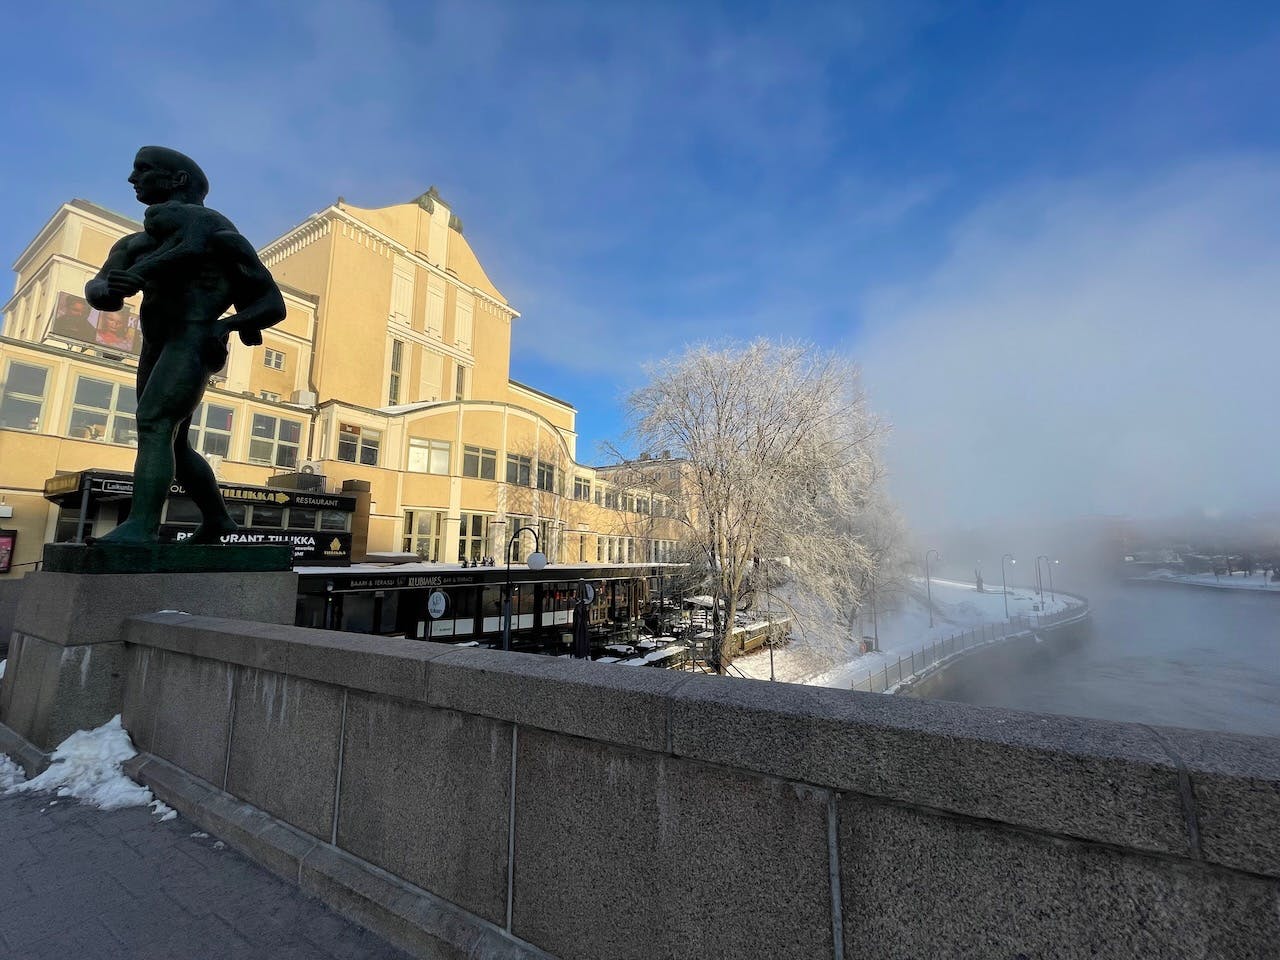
668;674;1194;857
427;645;692;754
1146;724;1280;878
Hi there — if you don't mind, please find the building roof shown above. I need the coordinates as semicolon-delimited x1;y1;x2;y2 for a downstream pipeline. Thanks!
68;198;142;232
509;379;576;411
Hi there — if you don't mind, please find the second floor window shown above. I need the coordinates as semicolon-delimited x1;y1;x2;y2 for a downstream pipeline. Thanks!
506;454;532;486
463;445;496;480
69;376;137;446
337;423;381;465
574;477;591;501
537;461;556;493
248;413;302;468
263;348;285;370
190;403;234;457
0;361;49;432
408;438;450;475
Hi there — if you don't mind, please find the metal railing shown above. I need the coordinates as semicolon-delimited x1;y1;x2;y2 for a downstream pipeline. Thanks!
852;600;1089;694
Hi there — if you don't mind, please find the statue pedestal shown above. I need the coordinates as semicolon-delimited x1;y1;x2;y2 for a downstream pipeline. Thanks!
0;545;297;775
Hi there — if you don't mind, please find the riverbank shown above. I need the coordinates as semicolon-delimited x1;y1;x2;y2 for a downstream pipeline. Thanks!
1130;570;1279;593
734;577;1074;689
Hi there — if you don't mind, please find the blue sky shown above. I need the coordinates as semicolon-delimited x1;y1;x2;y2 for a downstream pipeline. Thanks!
3;1;1278;524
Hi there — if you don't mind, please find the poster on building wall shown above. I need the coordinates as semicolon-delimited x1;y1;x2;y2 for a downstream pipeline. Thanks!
0;530;15;574
49;292;141;355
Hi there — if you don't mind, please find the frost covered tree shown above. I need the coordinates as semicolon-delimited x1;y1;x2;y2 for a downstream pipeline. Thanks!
617;339;896;671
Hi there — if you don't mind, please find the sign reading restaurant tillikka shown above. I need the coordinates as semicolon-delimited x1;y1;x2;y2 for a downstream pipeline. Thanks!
42;469;356;565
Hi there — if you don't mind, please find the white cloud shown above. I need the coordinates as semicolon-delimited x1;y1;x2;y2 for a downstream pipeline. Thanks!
857;154;1280;529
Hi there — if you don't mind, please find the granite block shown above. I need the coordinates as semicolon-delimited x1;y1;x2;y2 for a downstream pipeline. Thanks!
42;541;293;573
669;674;1191;856
146;649;236;787
127;615;292;673
225;668;343;840
1151;723;1280;878
15;570;297;649
428;645;690;754
281;631;448;701
511;728;833;960
120;645;163;753
336;692;512;925
838;795;1280;959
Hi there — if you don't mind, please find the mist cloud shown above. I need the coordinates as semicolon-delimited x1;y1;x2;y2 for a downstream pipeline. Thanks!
856;154;1280;529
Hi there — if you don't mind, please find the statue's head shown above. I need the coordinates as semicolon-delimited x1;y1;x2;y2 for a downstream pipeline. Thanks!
129;146;209;204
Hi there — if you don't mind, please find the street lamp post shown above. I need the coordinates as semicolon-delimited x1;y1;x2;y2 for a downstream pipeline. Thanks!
1001;554;1015;619
503;525;547;652
924;549;940;629
1036;555;1049;603
1048;559;1058;602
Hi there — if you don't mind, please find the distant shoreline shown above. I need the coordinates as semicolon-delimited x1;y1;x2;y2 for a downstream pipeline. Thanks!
1126;574;1280;595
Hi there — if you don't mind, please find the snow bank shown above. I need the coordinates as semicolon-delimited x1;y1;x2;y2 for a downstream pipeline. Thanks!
8;714;168;815
0;753;24;790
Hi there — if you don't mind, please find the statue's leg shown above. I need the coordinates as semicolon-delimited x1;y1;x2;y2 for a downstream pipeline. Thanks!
98;343;205;544
175;416;236;544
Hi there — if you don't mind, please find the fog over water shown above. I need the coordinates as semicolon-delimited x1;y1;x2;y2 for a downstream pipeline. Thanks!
855;156;1280;529
851;157;1280;735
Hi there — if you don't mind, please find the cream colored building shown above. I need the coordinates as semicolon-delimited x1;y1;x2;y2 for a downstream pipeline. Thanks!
0;192;682;576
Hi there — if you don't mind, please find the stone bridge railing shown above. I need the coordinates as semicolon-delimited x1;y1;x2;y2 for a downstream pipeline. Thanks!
113;611;1278;959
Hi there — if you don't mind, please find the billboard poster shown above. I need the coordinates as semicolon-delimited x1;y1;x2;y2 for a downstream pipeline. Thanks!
0;529;15;574
49;291;141;355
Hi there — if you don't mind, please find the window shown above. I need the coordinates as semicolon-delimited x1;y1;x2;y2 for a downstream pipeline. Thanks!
337;423;381;466
408;438;450;475
0;361;49;431
537;461;556;493
636;497;650;515
457;512;491;561
320;510;349;532
288;508;318;530
263;348;285;370
388;339;404;405
454;364;467;401
574;477;591;501
403;509;445;560
604;491;618;510
463;445;496;480
68;376;137;445
506;516;534;560
506;454;532;486
252;504;284;529
189;403;234;457
248;413;302;468
594;489;602;506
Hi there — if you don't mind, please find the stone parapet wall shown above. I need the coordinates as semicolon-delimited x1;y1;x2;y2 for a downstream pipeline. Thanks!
122;613;1280;959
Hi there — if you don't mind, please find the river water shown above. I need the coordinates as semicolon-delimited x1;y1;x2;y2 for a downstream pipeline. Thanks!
929;581;1280;737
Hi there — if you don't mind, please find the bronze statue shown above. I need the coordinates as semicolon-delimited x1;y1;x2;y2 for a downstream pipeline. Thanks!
85;147;286;544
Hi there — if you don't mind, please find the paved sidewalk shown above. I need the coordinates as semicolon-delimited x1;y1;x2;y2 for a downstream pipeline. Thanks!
0;790;412;959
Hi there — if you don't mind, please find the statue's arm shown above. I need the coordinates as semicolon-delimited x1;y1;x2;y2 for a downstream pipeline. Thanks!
216;230;287;347
129;208;222;283
85;234;143;311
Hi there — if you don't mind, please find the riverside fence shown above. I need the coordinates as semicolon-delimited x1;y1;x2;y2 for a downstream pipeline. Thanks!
853;600;1089;694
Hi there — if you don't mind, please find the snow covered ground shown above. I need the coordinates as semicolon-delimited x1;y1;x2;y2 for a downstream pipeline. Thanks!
1136;570;1277;591
735;577;1076;689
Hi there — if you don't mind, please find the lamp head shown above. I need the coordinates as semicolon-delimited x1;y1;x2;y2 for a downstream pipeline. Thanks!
527;551;547;572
